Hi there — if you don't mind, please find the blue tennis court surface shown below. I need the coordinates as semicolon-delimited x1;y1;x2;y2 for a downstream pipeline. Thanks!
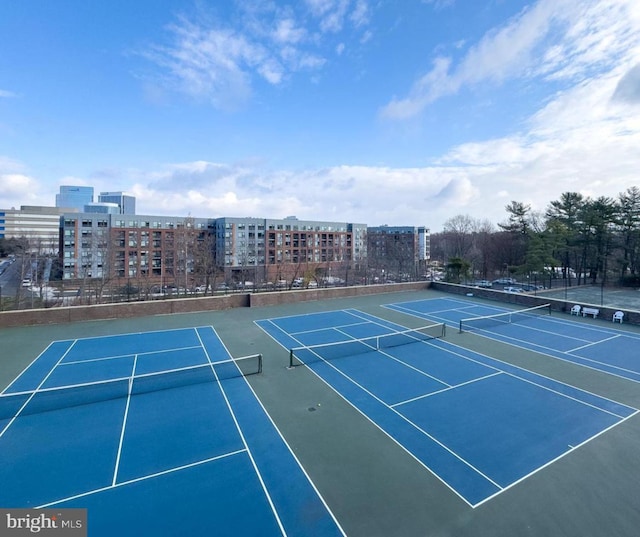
385;297;640;383
257;309;637;507
0;327;344;536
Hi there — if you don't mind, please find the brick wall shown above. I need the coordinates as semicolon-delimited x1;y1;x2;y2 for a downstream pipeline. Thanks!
0;283;427;328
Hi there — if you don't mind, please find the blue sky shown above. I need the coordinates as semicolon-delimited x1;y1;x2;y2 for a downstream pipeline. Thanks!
1;0;639;231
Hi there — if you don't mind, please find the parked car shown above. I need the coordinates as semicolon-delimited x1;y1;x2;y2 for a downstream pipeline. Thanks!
504;286;524;294
493;278;517;285
520;283;545;291
474;280;493;288
194;285;210;292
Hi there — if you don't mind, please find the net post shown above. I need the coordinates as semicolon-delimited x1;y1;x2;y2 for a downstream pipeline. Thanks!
257;353;263;374
459;319;463;333
289;349;294;368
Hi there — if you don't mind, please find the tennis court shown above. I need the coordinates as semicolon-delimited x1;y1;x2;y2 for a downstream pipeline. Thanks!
0;326;344;537
256;308;637;507
385;297;640;383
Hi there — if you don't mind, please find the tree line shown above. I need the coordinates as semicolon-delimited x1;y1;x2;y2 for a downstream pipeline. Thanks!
431;186;640;287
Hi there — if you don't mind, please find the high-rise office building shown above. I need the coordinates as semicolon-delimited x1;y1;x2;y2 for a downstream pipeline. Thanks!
84;202;120;214
98;192;135;215
56;186;94;211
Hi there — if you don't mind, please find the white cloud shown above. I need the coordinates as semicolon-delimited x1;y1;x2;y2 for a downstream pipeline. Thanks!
0;156;25;172
126;51;640;230
435;65;640;217
142;18;260;109
142;1;372;109
0;173;43;208
360;30;373;45
350;0;370;28
125;159;485;228
421;0;456;10
380;0;640;120
612;63;640;104
0;158;46;209
381;56;453;120
372;2;640;227
57;176;93;188
272;18;306;44
0;89;17;98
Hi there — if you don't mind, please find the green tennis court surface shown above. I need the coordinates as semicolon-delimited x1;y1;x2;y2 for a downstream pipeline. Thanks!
0;327;343;536
386;297;640;382
1;288;640;536
257;308;636;507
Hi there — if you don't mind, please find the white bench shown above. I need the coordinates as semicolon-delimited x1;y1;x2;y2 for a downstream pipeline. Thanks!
582;307;599;318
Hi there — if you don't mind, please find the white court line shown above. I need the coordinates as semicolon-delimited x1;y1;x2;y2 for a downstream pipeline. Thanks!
256;321;484;509
391;372;503;408
372;312;638;418
472;408;640;508
500;369;629;419
2;341;64;395
311;311;637;431
390;298;640;344
257;308;368;322
215;326;348;537
465;326;640;380
332;326;451;388
60;344;204;366
51;326;205;345
290;320;371;338
389;302;640;384
279;316;637;507
389;297;486;312
372;310;637;419
0;340;78;440
37;449;247;508
420;335;638;418
196;327;288;537
260;307;638;506
112;354;137;486
283;325;504;500
397;303;482;317
567;334;621;354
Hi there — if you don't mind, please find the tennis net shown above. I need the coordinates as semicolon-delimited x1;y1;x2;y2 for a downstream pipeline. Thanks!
0;353;262;420
289;323;446;367
459;303;551;333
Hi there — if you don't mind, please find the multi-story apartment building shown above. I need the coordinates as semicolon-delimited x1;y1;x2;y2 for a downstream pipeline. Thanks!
60;214;211;288
214;216;367;284
366;225;430;280
60;214;368;288
53;185;423;290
